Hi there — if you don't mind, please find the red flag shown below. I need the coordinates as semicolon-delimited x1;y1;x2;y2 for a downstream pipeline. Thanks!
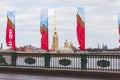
118;24;120;35
40;9;48;51
118;11;120;48
119;24;120;42
76;8;85;51
40;24;48;50
6;11;16;51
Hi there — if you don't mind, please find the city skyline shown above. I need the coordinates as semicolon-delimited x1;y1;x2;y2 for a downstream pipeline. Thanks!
0;0;119;49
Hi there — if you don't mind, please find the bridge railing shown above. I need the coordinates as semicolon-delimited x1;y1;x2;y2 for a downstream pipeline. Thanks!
0;52;120;72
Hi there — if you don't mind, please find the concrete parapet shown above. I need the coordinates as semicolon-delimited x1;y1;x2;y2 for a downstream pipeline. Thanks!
0;67;119;79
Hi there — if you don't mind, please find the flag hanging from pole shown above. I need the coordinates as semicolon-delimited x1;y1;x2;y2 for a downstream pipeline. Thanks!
76;7;85;51
40;9;48;50
117;11;120;48
6;11;16;51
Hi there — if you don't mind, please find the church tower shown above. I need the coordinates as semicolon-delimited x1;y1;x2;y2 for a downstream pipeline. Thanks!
69;41;73;48
64;39;69;48
51;10;59;50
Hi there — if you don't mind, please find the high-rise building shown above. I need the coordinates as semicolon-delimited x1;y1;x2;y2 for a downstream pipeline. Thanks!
51;10;59;50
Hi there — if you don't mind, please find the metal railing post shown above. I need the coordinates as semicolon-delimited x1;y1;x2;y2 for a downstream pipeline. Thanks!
44;54;50;68
81;55;87;70
11;53;17;66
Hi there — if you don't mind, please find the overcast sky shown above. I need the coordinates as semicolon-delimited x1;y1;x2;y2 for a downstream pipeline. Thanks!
0;0;120;49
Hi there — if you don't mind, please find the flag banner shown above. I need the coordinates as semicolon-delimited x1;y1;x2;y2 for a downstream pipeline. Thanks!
118;11;120;44
6;11;16;51
76;7;85;51
40;9;48;50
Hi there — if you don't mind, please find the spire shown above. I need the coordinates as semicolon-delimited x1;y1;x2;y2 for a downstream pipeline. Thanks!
51;9;59;50
54;10;57;33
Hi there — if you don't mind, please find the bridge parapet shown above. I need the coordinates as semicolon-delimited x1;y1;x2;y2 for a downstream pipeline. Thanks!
0;52;119;72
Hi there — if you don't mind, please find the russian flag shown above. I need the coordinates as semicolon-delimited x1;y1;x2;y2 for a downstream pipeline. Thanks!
76;7;85;51
40;9;48;51
6;11;16;51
